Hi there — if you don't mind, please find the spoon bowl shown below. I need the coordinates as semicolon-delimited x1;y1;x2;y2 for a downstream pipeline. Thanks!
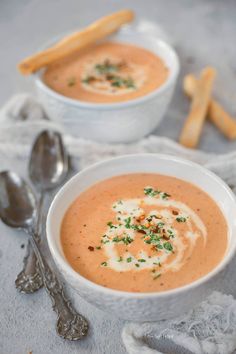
29;130;69;191
0;171;36;229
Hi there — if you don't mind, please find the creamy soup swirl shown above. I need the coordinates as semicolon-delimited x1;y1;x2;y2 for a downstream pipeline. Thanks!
101;186;207;278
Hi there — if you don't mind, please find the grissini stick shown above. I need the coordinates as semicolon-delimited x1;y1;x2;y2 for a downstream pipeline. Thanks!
179;67;216;148
184;74;236;140
18;9;134;75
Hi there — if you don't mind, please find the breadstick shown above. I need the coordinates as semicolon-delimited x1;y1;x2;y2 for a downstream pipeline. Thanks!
18;9;134;75
179;67;216;148
184;74;236;140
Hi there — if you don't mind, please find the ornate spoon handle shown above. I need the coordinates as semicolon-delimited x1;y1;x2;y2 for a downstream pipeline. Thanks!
15;194;45;293
15;240;43;293
26;227;89;340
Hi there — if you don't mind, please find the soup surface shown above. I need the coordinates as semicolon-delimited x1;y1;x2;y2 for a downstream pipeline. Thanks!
43;41;168;103
61;174;228;292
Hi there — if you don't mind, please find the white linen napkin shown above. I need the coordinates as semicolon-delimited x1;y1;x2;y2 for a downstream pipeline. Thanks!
2;94;236;354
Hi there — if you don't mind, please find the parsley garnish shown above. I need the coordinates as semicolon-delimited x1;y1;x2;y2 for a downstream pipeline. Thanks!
138;259;146;263
144;187;160;197
123;236;133;245
95;61;118;74
153;273;161;279
101;239;110;244
162;192;171;199
101;261;107;267
107;221;116;228
163;242;173;252
176;217;186;223
112;236;133;245
126;257;132;263
144;187;170;200
124;217;132;229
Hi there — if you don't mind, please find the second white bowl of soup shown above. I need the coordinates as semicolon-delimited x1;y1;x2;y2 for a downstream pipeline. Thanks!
47;154;236;321
35;26;179;143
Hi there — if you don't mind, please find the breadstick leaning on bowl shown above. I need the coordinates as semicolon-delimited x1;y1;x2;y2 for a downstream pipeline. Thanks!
179;67;216;148
184;74;236;140
18;9;134;75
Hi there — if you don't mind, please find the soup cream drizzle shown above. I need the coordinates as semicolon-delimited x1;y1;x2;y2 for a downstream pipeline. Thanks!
102;196;207;274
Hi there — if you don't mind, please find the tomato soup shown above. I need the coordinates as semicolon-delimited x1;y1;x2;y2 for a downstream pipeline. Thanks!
61;174;228;293
43;42;168;103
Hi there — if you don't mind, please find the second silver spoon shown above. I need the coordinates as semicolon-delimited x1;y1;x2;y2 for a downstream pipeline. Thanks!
15;130;69;294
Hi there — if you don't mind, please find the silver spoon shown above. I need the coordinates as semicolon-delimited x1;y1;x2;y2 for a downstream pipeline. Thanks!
0;171;89;340
15;130;69;294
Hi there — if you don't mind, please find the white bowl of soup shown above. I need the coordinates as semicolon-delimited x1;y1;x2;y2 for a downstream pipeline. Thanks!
35;26;179;143
46;154;236;321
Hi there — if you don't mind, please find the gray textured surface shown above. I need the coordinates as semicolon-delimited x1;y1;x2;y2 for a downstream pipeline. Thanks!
0;0;236;353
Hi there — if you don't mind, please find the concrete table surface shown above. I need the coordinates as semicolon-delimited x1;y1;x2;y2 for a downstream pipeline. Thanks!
0;0;236;353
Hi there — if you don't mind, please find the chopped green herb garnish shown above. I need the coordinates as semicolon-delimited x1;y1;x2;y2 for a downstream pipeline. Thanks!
135;263;140;267
82;76;94;84
122;236;134;245
107;221;116;228
153;273;161;279
138;259;146;263
163;242;173;252
176;217;187;223
101;239;110;244
101;261;107;267
117;256;123;262
144;187;160;197
95;61;118;74
112;236;133;245
112;236;120;243
144;186;171;200
124;217;132;229
109;76;136;89
161;192;171;199
96;246;101;250
124;77;135;88
126;257;132;263
132;224;148;231
111;77;123;87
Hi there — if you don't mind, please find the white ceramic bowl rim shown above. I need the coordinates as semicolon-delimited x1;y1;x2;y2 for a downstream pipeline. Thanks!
47;153;236;299
35;33;179;110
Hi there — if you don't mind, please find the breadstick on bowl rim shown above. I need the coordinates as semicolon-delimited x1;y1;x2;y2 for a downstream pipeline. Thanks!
184;74;236;140
18;9;134;75
179;67;216;149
